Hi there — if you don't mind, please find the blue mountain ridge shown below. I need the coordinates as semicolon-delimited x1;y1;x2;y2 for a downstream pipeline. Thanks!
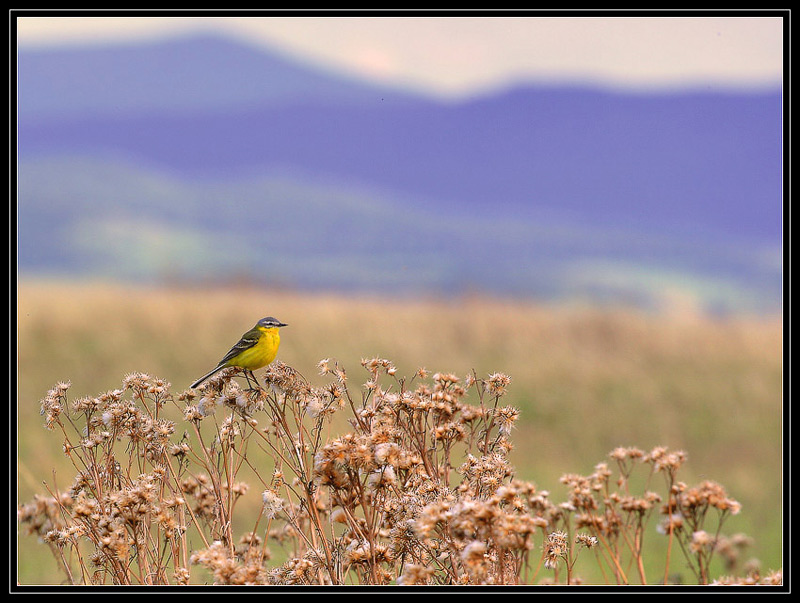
18;83;782;242
17;33;421;121
16;33;784;310
18;153;780;310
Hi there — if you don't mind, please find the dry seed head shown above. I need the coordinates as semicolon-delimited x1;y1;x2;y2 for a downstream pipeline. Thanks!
182;404;203;422
433;372;460;387
219;415;241;441
679;480;741;514
173;567;191;585
398;564;436;585
261;489;286;520
485;372;511;396
645;446;687;473
122;372;151;390
495;405;519;435
657;512;684;535
434;421;466;442
592;462;612;483
690;530;715;553
374;441;401;466
264;361;309;396
461;540;488;565
304;395;325;418
39;382;72;429
609;446;645;461
544;531;569;569
620;495;655;513
330;508;348;524
196;395;218;417
71;396;101;413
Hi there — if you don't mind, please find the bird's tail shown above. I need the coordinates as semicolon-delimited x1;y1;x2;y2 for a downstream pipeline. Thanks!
190;365;226;389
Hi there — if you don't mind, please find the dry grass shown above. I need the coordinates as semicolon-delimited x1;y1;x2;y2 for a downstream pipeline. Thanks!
16;279;783;585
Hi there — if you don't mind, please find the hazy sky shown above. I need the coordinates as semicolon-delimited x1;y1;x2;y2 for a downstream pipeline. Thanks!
15;13;784;98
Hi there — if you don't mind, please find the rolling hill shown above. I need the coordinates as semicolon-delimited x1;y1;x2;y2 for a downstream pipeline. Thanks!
16;33;783;311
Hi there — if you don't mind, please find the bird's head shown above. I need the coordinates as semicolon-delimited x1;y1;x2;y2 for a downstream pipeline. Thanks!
257;317;288;330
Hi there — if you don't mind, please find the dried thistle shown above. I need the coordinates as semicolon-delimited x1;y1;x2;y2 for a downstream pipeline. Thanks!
19;366;775;587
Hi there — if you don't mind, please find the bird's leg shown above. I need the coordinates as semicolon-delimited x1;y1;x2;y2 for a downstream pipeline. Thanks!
244;370;259;392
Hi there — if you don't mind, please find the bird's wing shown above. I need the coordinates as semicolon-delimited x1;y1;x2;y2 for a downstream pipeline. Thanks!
217;328;261;367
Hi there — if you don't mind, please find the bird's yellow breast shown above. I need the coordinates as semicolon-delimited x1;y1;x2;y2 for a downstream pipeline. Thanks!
230;327;280;370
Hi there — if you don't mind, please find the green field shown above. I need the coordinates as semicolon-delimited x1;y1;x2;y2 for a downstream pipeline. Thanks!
16;279;783;585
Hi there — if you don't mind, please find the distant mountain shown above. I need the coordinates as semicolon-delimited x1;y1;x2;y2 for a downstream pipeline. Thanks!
15;34;783;312
17;33;420;122
18;81;782;241
17;154;781;312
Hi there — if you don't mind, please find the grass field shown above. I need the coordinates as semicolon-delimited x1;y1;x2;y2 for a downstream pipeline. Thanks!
16;278;783;585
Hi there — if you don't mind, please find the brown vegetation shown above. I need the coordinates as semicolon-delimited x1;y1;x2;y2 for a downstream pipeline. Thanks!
20;360;780;585
17;280;783;585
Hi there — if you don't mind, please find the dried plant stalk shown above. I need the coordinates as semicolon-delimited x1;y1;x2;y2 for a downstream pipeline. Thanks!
19;363;780;586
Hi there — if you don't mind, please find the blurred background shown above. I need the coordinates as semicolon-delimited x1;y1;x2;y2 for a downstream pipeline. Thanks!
15;13;784;584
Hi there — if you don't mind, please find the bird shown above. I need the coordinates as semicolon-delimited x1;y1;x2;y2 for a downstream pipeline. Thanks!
191;317;287;389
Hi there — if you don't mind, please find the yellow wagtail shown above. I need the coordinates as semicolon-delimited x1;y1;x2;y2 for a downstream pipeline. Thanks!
191;316;287;389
